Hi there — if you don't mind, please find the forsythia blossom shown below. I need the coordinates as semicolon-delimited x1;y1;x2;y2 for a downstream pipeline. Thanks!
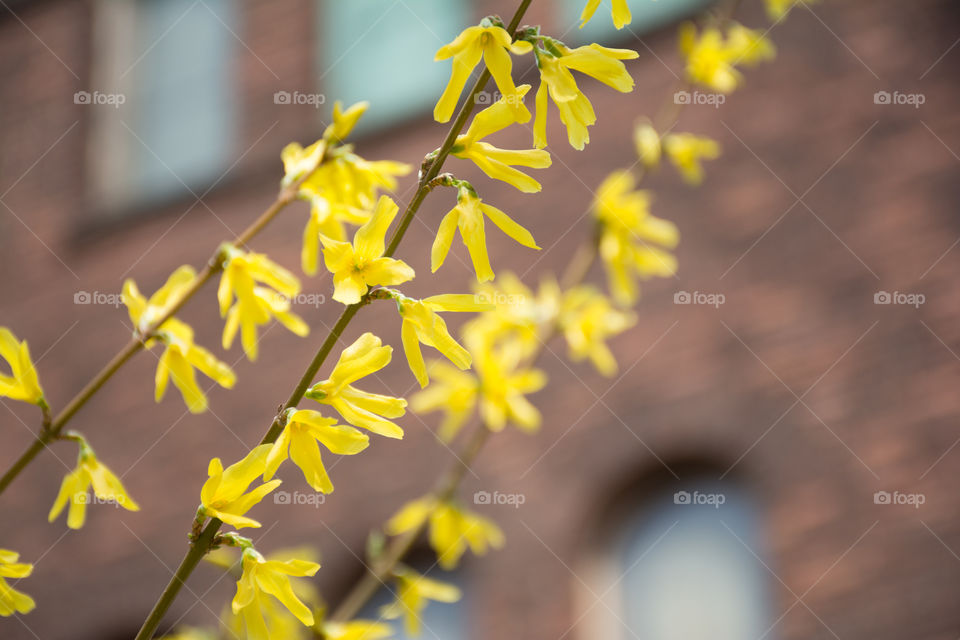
679;22;775;93
49;435;140;529
593;171;679;305
663;133;721;185
264;409;369;494
0;550;35;617
579;0;632;29
389;292;493;388
534;41;638;150
451;86;552;193
634;121;662;169
413;330;547;438
324;100;369;144
200;444;281;529
381;567;461;636
305;333;407;439
123;267;236;413
409;361;478;441
386;497;504;569
434;20;533;123
281;140;326;189
0;327;44;407
470;338;546;432
295;102;412;275
432;182;539;282
218;247;309;361
465;274;561;358
232;547;321;640
321;195;415;305
560;286;636;376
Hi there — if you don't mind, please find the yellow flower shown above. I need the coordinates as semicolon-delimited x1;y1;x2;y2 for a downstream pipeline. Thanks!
48;436;140;529
474;340;546;432
321;195;416;305
263;409;369;494
322;620;393;640
559;286;636;376
633;121;662;169
386;498;504;570
765;0;819;21
381;567;461;637
533;42;638;150
297;152;410;275
579;0;632;29
122;264;195;334
0;327;44;407
281;139;327;189
0;549;35;617
432;183;539;282
324;100;369;143
200;444;281;529
218;248;309;361
725;22;776;66
305;332;407;439
679;23;740;93
451;85;551;193
593;171;679;305
392;292;493;388
433;22;533;123
123;269;235;413
409;361;478;441
464;273;560;359
663;133;721;185
412;328;546;437
233;547;321;640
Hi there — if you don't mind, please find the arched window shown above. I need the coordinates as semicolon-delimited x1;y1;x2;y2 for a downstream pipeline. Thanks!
578;477;775;640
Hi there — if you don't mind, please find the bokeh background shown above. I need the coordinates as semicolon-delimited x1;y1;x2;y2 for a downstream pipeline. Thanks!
1;0;959;638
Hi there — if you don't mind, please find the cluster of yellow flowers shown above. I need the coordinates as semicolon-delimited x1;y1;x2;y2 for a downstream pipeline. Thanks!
0;0;798;632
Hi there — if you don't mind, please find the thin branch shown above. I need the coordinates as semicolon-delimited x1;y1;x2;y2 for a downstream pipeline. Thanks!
132;3;537;638
0;155;323;497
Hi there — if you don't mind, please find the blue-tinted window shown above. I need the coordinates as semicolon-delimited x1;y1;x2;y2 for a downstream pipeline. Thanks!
127;0;235;202
319;0;470;131
613;482;774;640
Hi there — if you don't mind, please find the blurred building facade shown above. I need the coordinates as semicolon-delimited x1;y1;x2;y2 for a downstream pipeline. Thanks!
1;0;959;638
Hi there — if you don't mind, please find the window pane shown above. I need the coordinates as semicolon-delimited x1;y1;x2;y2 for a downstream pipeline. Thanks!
558;0;713;43
130;0;235;201
617;483;774;640
319;0;469;131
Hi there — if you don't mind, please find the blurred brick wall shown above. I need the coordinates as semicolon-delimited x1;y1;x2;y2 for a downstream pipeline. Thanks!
1;0;959;639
